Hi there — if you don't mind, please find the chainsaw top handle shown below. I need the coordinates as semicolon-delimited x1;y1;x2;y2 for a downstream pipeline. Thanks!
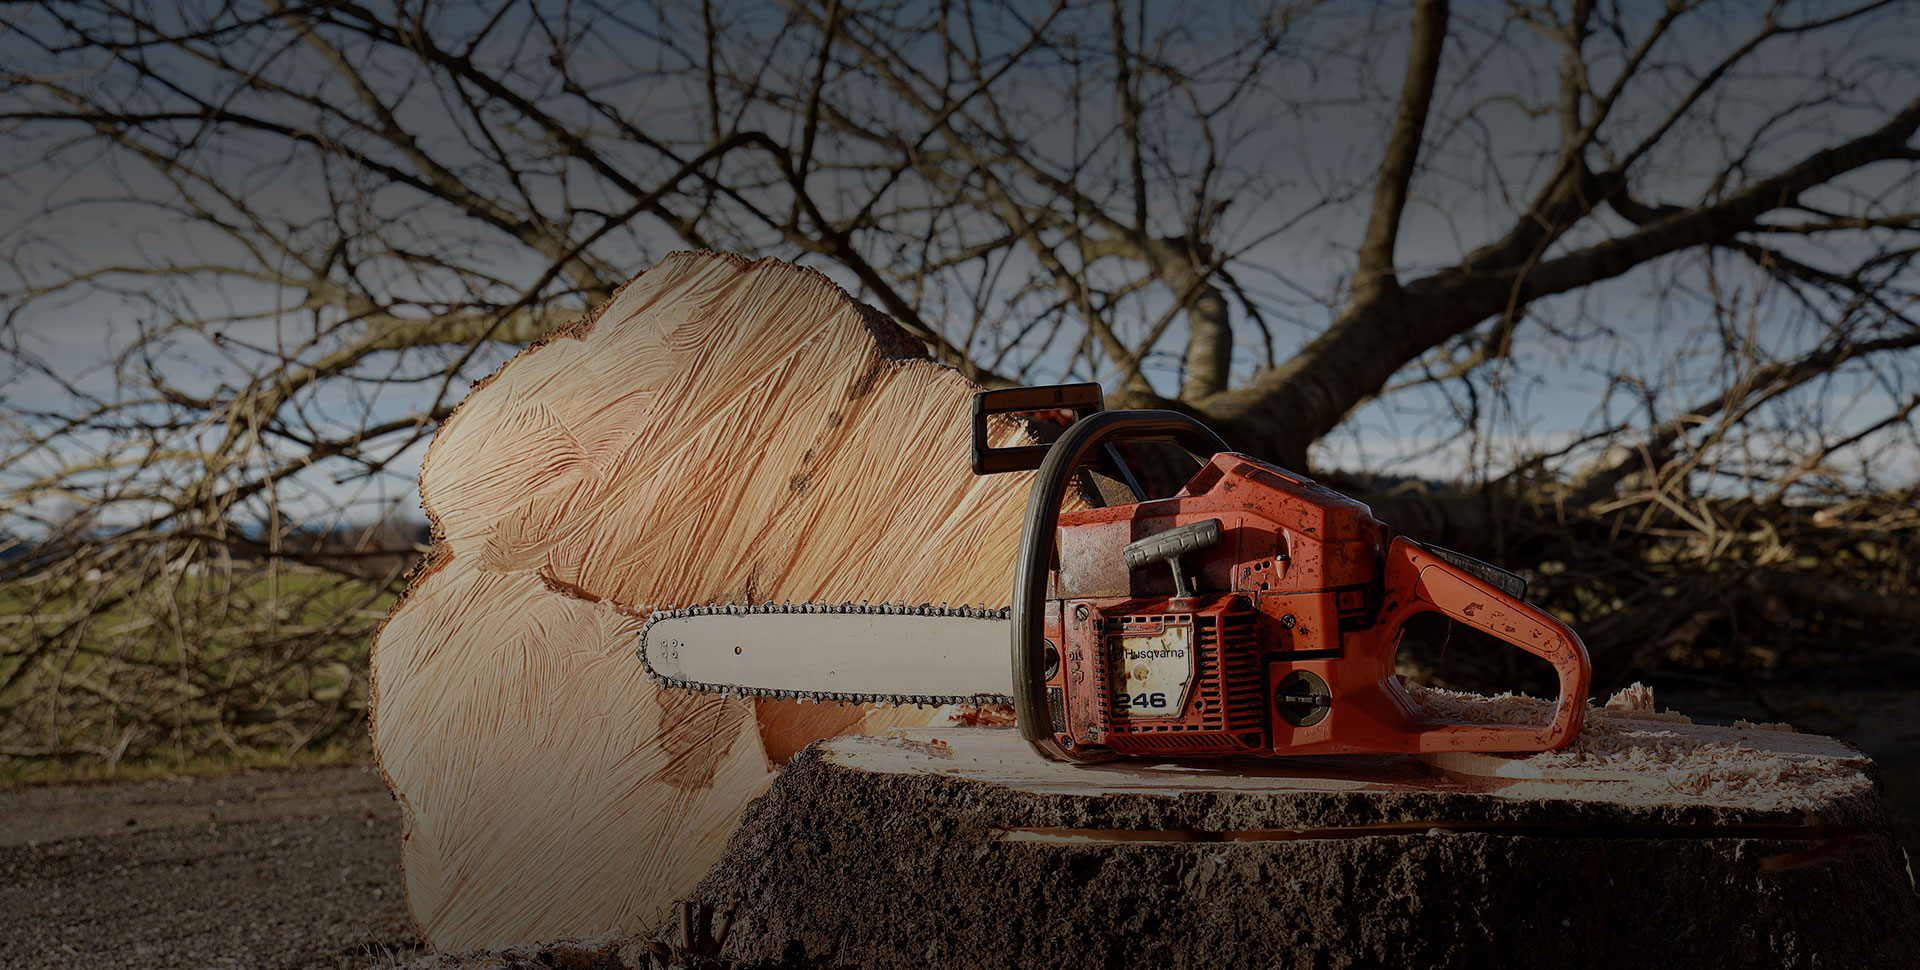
1009;408;1230;759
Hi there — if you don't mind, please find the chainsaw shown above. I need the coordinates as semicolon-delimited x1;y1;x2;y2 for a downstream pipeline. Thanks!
639;383;1591;762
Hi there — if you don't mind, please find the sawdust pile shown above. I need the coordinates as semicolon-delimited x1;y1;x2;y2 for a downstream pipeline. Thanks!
1409;682;1872;811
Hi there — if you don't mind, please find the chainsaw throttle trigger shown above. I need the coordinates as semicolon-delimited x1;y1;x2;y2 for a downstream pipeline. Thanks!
1122;518;1220;598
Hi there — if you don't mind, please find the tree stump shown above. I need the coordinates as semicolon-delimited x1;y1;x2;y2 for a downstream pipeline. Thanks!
683;699;1920;970
369;252;1072;950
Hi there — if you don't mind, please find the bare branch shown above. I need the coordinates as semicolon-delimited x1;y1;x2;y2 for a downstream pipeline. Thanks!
1355;0;1448;294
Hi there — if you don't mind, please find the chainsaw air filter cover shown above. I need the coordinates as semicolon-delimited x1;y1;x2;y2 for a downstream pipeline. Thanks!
1076;598;1267;757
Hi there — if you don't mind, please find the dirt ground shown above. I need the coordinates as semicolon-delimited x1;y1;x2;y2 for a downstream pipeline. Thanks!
0;764;423;970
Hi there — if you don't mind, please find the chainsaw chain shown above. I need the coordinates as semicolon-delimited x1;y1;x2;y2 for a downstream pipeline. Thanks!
636;600;1016;707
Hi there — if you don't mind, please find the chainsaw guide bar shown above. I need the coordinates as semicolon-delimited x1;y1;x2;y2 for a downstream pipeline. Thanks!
637;601;1016;707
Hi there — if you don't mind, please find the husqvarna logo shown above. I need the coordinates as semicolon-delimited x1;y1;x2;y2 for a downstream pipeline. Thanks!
1109;624;1194;718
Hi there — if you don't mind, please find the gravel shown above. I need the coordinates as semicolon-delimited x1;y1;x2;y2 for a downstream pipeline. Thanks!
0;764;422;970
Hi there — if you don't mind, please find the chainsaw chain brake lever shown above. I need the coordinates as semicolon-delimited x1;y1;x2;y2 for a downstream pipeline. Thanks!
970;382;1105;475
969;382;1145;504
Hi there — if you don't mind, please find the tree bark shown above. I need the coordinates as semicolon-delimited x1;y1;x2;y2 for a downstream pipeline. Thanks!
683;711;1918;970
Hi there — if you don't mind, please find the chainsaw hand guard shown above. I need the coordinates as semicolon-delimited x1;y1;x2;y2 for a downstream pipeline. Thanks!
1009;408;1229;761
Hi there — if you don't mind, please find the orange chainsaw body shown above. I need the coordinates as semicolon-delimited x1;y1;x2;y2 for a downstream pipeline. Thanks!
1034;452;1589;760
976;383;1592;762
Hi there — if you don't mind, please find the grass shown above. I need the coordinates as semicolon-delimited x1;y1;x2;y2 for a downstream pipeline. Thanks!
2;562;397;780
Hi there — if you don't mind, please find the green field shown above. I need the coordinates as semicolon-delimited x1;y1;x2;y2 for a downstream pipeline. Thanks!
1;562;398;784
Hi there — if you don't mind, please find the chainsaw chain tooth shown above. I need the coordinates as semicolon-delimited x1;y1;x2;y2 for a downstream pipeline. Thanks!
636;599;1016;707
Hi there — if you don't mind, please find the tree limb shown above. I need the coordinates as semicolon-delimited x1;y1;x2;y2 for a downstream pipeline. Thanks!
1355;0;1448;295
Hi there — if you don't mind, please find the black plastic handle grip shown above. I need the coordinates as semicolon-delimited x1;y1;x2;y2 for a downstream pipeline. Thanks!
1122;518;1220;598
1121;518;1221;569
1011;409;1231;758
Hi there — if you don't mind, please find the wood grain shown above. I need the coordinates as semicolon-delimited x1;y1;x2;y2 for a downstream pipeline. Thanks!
369;252;1052;949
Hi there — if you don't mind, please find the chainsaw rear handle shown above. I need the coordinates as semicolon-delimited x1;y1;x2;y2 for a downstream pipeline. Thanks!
1011;409;1231;757
1376;537;1591;750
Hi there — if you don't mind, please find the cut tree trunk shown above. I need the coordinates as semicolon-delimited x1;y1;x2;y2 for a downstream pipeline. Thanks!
369;252;1066;950
685;701;1919;970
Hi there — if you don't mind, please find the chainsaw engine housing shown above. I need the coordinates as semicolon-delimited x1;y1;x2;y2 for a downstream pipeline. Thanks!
1041;454;1399;758
985;389;1588;762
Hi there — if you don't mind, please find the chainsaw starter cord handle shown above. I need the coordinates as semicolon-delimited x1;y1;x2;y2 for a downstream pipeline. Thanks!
1011;409;1231;759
